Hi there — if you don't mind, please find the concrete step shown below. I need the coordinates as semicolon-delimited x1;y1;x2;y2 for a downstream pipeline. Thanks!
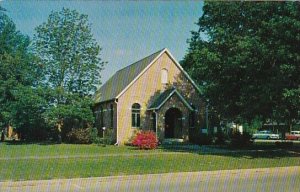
162;138;185;145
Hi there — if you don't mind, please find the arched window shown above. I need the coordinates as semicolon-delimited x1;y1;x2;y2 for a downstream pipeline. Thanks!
132;103;141;128
161;68;168;84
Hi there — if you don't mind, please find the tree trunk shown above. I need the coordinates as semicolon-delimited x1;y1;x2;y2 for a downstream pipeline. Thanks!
57;120;63;144
289;119;293;133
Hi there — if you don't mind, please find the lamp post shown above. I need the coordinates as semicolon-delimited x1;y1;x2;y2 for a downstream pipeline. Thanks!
102;127;106;141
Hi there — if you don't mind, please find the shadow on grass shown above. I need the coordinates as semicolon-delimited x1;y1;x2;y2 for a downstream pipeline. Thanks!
3;140;61;145
159;143;300;159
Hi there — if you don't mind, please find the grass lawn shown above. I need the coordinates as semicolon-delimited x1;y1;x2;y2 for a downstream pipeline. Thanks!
0;142;299;181
0;143;163;158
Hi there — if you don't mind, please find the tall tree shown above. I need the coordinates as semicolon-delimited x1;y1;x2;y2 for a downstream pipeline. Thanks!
33;8;105;140
182;2;300;131
0;8;37;127
33;8;105;96
0;6;49;140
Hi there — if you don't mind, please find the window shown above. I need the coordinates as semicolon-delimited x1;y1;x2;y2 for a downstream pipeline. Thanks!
110;104;113;128
161;69;168;84
132;103;141;128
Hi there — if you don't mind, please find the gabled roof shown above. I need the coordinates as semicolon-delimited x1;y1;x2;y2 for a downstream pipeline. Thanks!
94;48;202;104
148;88;194;111
94;49;164;103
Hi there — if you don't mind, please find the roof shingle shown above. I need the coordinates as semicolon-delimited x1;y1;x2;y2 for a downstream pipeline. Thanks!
148;88;175;109
94;49;164;103
148;88;194;111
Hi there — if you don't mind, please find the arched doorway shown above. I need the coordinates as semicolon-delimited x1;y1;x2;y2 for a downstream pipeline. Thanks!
165;108;182;138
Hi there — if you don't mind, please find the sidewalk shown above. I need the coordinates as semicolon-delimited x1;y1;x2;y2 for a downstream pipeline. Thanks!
1;166;299;192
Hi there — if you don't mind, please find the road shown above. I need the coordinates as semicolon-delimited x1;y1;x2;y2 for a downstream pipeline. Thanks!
1;166;299;192
254;139;300;143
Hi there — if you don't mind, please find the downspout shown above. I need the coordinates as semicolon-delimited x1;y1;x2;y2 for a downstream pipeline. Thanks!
114;99;119;146
155;110;158;139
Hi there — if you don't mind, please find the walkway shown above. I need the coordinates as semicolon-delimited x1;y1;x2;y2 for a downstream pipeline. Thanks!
1;166;299;192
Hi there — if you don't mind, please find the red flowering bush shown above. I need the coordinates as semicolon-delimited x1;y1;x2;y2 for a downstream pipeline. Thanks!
132;131;158;150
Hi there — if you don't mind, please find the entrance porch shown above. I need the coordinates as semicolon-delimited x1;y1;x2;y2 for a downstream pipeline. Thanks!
147;88;195;141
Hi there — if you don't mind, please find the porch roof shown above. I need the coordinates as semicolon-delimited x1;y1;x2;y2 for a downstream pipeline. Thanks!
148;88;194;111
93;49;164;103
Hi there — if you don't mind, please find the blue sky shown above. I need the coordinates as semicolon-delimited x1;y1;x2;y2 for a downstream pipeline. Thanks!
1;1;203;83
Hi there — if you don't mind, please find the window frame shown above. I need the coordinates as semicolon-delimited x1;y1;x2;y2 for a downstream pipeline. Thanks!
132;103;141;128
161;68;168;84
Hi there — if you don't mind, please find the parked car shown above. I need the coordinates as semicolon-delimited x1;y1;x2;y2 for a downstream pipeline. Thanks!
286;131;300;140
252;130;280;140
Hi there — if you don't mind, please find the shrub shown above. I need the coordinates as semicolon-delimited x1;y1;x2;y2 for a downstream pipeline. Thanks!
89;128;116;146
215;131;226;145
66;128;92;144
102;128;115;145
275;141;293;148
132;131;158;150
125;129;140;146
90;127;99;143
230;131;252;148
190;134;213;145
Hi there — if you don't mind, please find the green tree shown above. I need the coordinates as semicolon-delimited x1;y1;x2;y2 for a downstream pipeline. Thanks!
43;92;94;140
33;8;105;96
9;86;49;140
33;8;105;141
182;2;300;132
0;8;38;128
0;7;48;140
